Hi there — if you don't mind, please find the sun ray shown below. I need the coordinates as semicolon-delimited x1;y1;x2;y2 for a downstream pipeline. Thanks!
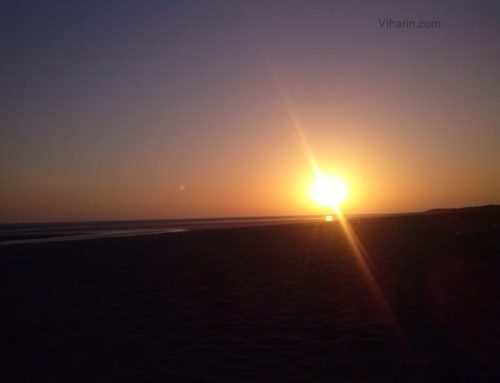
333;206;392;318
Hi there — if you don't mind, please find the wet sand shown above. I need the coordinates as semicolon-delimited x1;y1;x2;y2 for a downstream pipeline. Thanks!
2;211;500;381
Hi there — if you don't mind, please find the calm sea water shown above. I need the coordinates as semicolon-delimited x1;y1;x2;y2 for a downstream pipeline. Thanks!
0;216;331;245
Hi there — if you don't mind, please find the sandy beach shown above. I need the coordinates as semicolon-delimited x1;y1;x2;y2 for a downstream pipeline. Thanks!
2;210;500;382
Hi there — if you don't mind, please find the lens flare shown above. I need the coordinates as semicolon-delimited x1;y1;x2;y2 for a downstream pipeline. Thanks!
271;74;410;358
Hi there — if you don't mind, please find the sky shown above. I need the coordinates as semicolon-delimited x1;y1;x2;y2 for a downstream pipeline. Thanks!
1;0;499;223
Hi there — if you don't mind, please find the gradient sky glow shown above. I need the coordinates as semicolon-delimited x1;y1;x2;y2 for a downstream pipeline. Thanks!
1;0;499;222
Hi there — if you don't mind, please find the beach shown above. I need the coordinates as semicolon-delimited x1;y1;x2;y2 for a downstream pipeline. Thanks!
2;210;499;381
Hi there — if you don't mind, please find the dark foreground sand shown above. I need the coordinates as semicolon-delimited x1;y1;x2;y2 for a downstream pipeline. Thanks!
2;211;500;382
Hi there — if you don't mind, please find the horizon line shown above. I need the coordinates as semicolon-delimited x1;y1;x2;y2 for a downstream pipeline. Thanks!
1;204;498;226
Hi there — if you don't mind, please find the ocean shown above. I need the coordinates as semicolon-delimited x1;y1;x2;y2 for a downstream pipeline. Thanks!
0;216;327;245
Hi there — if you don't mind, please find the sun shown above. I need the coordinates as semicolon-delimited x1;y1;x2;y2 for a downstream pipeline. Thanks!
310;173;349;210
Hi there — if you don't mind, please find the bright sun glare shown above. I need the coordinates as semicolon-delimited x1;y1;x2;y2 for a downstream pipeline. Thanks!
310;173;349;210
